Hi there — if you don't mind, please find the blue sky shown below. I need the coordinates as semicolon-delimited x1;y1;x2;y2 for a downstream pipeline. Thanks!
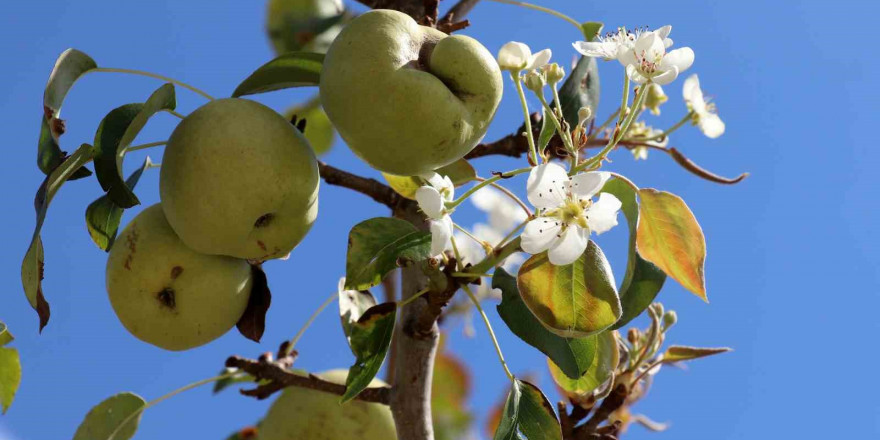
1;0;877;439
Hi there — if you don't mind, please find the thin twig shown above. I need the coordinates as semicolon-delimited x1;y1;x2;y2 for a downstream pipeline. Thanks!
226;356;391;404
318;161;410;209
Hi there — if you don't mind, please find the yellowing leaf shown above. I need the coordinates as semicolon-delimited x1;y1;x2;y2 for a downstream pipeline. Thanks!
548;329;619;401
517;242;621;338
663;345;731;363
636;189;708;301
0;347;21;414
382;159;476;200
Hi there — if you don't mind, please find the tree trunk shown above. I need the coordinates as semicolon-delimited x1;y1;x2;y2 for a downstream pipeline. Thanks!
390;203;437;440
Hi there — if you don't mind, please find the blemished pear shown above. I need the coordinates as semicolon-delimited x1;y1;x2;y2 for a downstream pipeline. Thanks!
160;98;319;261
320;9;503;176
266;0;344;54
258;369;397;440
106;204;252;351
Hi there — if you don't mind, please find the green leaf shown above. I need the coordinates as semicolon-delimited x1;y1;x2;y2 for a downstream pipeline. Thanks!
548;329;619;400
287;103;335;155
345;217;431;290
38;48;97;177
517;242;621;338
382;159;477;200
0;347;21;414
601;179;667;330
580;22;603;41
22;143;95;330
494;268;596;379
536;107;555;153
556;55;600;130
213;368;256;395
0;322;13;347
94;84;176;208
232;52;324;97
493;379;561;440
338;285;377;351
342;302;396;403
85;157;153;251
662;345;731;363
73;392;146;440
636;189;708;301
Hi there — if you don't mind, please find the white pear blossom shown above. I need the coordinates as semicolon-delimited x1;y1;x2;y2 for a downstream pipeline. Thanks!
627;121;669;161
616;27;693;85
497;41;552;72
471;186;528;233
683;74;725;138
415;173;455;256
521;163;622;266
573;25;672;61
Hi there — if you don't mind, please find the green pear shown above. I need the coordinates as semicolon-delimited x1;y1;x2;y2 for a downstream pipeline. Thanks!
320;9;503;176
159;98;319;261
266;0;344;54
259;369;397;440
106;204;252;351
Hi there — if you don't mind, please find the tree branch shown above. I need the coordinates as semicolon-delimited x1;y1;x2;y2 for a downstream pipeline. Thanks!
440;0;481;23
225;355;391;404
353;0;438;24
318;161;412;209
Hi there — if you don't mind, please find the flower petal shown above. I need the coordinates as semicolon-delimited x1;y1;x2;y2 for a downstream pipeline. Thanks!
626;64;648;84
429;216;453;256
521;217;562;255
415;186;445;219
655;25;672;40
526;163;570;210
661;47;694;73
573;41;615;60
699;113;726;138
527;48;552;70
548;227;589;266
587;193;622;234
652;66;679;85
570;171;611;200
682;74;701;103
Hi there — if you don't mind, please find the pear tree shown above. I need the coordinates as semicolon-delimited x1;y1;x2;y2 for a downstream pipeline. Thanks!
8;0;743;439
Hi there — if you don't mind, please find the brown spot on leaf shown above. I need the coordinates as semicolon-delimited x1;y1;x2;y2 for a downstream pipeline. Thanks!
256;240;267;252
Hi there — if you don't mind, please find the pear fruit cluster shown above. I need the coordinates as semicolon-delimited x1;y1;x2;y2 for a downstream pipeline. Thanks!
258;369;398;440
106;98;319;350
320;9;503;176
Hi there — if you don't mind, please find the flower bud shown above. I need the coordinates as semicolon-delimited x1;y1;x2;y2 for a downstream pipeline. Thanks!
627;328;641;345
497;41;531;71
643;83;668;115
663;310;677;329
577;106;593;127
543;62;565;84
524;70;545;92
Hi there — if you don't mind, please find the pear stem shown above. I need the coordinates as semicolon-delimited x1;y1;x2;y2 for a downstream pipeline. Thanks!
283;292;338;357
